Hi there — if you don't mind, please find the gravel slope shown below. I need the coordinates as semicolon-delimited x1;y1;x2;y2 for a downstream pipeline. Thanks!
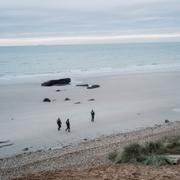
1;121;180;180
14;164;180;180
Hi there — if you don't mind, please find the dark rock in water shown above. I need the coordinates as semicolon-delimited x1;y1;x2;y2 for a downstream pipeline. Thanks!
87;84;100;89
83;138;88;141
64;98;71;101
56;89;61;92
88;98;95;101
165;119;170;123
23;147;29;151
74;102;81;104
76;84;89;87
41;78;71;86
43;98;51;102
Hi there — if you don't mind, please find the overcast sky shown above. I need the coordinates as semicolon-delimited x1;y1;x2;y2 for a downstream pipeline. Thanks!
0;0;180;45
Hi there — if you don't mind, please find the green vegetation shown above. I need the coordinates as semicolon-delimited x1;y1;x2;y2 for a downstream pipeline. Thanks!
143;155;172;166
109;136;180;167
164;136;180;154
108;151;118;162
120;143;145;163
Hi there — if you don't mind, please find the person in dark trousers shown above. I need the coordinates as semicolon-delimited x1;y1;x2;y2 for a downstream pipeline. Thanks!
65;118;70;132
91;109;95;122
57;118;62;131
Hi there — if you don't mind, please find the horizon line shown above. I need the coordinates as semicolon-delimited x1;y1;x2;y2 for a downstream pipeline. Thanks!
0;33;180;46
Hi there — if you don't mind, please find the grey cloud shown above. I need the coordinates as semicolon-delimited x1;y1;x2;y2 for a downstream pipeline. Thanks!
0;0;179;38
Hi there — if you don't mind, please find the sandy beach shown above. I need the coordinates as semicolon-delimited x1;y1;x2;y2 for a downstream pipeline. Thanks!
1;71;180;158
1;71;180;179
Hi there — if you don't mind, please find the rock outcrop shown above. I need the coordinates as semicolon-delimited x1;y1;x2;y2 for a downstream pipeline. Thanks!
41;78;71;86
87;85;100;89
76;84;89;87
76;83;100;89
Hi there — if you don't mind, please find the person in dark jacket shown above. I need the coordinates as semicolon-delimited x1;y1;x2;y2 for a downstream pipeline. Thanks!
57;118;62;131
91;109;95;122
65;118;70;132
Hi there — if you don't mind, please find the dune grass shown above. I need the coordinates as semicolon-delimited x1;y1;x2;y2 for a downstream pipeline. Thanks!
143;154;172;166
109;136;180;166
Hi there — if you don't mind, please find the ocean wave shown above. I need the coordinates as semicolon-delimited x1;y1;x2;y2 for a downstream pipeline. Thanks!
0;63;180;81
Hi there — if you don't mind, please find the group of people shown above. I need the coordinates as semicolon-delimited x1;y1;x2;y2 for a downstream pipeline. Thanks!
57;118;70;132
56;109;95;132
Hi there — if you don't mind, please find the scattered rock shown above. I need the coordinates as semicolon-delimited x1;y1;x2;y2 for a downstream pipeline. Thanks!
87;84;100;89
74;102;81;104
155;124;161;128
88;98;95;101
41;78;71;86
76;84;89;87
43;98;51;102
56;89;61;92
23;147;29;151
165;155;180;165
64;98;71;101
165;119;170;123
83;138;88;141
76;84;100;89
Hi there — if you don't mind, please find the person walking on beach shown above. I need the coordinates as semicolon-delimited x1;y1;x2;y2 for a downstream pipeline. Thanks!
57;118;62;131
91;109;95;122
65;118;70;132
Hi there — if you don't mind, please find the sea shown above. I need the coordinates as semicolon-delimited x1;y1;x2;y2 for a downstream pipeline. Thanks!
0;42;180;81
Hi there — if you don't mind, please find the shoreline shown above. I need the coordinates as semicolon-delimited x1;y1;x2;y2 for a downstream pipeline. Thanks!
1;64;180;85
1;121;180;179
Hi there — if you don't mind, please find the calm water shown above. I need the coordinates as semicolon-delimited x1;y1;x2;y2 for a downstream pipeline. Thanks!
0;42;180;79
